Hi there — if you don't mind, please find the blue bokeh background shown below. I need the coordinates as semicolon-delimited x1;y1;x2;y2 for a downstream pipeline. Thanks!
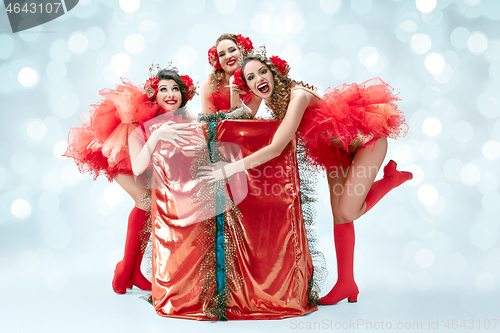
1;0;499;332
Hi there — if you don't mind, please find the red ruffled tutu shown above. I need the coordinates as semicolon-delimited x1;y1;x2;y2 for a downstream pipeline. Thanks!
64;79;162;181
298;78;407;169
208;86;253;113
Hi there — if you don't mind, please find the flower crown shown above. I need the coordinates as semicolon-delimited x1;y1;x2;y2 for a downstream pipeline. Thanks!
143;63;197;103
232;51;291;95
208;34;254;70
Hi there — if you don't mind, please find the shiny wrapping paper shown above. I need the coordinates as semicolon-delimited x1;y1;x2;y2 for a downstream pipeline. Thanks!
151;120;317;320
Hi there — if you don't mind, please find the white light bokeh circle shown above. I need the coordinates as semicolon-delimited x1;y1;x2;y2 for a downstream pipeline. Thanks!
320;0;341;14
477;91;500;118
111;53;131;75
426;195;446;216
467;32;488;54
415;248;435;268
424;52;445;75
284;14;305;34
330;58;352;80
433;63;454;84
215;0;236;14
27;120;47;141
68;33;89;54
54;141;68;160
400;19;418;33
18;67;38;87
86;27;106;49
103;183;125;206
460;163;481;186
411;33;432;54
177;46;198;68
124;33;146;55
450;27;470;49
11;199;32;219
482;140;500;160
358;46;379;67
416;0;436;13
453;121;473;143
418;184;438;206
422;117;441;137
119;0;140;13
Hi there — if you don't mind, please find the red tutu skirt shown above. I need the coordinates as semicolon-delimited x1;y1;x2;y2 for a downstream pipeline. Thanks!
64;79;162;181
298;78;407;169
208;86;253;113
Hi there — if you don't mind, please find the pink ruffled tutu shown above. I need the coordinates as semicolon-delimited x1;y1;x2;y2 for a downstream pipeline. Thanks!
64;79;162;181
297;78;407;169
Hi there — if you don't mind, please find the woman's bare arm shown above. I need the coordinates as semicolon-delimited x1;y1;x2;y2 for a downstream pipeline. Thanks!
200;78;216;114
200;89;320;180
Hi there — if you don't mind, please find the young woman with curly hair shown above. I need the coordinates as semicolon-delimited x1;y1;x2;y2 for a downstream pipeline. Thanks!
199;53;413;305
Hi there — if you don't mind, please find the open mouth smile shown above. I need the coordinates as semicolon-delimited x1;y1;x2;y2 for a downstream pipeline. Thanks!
166;100;178;105
257;82;269;94
226;59;237;67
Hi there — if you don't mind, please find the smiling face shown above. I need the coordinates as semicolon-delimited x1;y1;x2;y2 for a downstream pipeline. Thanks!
243;60;274;99
155;79;182;112
216;39;241;75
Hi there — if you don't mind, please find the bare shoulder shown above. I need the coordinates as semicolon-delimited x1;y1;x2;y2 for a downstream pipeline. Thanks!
200;78;216;95
290;86;320;108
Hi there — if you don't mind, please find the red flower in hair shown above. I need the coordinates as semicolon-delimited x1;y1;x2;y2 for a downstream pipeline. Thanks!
144;77;159;99
232;68;249;95
208;46;222;69
236;34;254;55
181;75;197;102
270;56;290;76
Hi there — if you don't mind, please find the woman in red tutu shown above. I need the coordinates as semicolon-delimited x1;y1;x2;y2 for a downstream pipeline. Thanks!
200;33;262;115
199;52;413;305
64;66;197;294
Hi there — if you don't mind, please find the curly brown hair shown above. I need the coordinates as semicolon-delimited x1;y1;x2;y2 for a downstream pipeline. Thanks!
240;54;315;121
208;33;240;90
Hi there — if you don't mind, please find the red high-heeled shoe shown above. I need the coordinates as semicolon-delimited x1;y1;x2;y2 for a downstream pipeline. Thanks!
365;160;412;213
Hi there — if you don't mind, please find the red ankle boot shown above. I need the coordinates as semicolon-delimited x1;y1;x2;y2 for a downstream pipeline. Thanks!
320;222;359;305
112;207;149;294
365;160;412;213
